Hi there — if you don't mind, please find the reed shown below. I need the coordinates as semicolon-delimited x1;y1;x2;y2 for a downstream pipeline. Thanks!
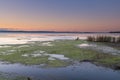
87;35;120;43
117;36;120;43
27;77;32;80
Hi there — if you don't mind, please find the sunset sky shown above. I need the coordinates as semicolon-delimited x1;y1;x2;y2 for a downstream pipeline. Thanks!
0;0;120;32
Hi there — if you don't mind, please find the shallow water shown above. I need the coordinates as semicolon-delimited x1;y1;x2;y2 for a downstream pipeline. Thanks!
22;51;69;60
0;33;120;80
0;62;120;80
0;33;119;45
78;43;120;55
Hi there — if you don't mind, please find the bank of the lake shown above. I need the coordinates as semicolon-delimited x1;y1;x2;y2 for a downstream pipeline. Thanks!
0;40;119;69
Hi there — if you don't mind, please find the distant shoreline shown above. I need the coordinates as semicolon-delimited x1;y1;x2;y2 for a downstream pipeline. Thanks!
0;30;119;34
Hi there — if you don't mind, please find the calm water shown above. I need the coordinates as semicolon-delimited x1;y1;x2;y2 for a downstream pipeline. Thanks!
0;32;119;38
0;33;120;80
0;62;120;80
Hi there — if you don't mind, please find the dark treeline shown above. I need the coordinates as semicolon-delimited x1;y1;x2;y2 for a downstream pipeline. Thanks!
109;31;120;33
0;30;111;33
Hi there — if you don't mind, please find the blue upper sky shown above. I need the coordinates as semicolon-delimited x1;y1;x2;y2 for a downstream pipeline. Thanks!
0;0;120;31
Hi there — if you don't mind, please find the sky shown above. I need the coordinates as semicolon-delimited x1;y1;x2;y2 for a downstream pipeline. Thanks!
0;0;120;32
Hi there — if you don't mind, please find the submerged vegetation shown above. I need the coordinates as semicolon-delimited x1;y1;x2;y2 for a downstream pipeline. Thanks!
0;40;119;69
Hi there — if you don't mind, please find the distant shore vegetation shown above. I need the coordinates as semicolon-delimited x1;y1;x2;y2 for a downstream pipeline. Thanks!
87;36;120;43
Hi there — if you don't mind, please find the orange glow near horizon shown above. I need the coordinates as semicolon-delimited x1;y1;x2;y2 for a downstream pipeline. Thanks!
0;16;120;32
0;0;120;32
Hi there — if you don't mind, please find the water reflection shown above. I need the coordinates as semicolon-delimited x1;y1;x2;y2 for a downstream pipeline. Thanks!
0;62;120;80
0;33;120;80
0;33;119;45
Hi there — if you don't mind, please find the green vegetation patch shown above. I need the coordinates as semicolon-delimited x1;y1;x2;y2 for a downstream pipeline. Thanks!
0;40;119;69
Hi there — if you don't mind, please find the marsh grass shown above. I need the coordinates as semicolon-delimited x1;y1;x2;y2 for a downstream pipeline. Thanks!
87;36;120;43
0;40;119;69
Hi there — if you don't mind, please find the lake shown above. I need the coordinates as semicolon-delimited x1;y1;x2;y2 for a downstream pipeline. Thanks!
0;33;119;45
0;33;120;80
